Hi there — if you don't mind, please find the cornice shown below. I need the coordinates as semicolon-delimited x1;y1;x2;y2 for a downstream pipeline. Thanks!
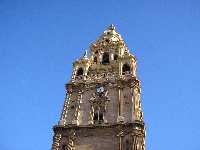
65;76;140;93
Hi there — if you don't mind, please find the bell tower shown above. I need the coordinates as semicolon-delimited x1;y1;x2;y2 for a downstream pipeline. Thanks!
51;25;146;150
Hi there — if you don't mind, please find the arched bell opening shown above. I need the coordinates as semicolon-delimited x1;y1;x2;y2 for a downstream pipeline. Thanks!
93;106;104;124
102;52;110;65
76;67;84;76
122;63;131;75
94;56;97;63
93;111;98;124
114;54;118;61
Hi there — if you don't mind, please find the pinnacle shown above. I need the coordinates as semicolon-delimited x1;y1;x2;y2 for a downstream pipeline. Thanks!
83;49;88;58
107;24;116;30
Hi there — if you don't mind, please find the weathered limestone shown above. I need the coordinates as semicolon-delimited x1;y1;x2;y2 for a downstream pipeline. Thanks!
52;25;146;150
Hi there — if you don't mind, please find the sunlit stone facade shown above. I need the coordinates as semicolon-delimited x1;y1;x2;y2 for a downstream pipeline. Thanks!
51;25;146;150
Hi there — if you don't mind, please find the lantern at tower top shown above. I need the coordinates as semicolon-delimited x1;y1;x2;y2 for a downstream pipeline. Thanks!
90;24;130;56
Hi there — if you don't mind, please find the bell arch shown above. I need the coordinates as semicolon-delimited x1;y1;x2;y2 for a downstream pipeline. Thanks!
122;63;131;74
76;67;84;76
102;52;110;64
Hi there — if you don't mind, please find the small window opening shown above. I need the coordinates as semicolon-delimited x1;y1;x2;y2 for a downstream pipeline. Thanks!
76;68;83;76
93;112;98;124
114;54;118;60
93;107;104;124
122;63;130;74
70;105;75;109
102;52;109;64
94;56;97;63
99;112;103;122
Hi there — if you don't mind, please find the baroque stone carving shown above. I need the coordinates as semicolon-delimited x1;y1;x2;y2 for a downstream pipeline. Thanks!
51;25;146;150
52;133;62;150
134;87;144;121
88;88;110;124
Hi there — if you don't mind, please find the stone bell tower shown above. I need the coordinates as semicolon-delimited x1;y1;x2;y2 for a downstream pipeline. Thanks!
51;25;146;150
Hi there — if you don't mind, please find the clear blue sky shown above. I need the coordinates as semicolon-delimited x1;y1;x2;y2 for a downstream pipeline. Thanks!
0;0;200;150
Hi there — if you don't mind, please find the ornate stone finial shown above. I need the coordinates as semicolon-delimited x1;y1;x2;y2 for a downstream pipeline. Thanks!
83;49;88;58
108;24;116;30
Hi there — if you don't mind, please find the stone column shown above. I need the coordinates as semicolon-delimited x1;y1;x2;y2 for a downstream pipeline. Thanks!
117;130;124;150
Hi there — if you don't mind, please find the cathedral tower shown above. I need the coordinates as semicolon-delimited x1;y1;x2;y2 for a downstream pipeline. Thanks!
52;25;146;150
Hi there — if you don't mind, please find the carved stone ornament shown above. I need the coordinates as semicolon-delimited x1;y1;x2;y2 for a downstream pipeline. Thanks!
88;88;110;124
51;25;146;150
52;133;62;150
89;88;110;106
117;115;125;123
